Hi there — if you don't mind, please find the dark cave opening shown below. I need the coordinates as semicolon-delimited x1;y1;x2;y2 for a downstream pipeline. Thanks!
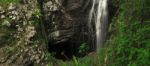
48;41;75;60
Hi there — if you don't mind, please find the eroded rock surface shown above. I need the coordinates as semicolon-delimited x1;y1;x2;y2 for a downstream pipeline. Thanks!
44;0;93;44
0;0;48;66
42;0;94;58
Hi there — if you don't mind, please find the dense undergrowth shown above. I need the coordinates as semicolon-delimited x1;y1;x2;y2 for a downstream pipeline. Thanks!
105;0;150;66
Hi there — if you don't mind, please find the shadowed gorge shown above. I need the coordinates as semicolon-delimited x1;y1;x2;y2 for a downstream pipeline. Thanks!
42;0;96;59
43;0;110;59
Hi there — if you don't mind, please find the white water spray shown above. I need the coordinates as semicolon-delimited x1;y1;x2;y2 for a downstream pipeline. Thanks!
89;0;108;52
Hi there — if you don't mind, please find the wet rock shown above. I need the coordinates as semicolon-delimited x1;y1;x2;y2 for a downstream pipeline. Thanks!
49;30;74;44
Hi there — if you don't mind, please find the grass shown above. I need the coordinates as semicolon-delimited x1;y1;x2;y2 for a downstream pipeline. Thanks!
48;56;102;66
46;49;108;66
0;0;20;6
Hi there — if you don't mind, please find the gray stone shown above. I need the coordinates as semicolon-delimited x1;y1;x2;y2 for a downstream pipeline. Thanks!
8;3;16;10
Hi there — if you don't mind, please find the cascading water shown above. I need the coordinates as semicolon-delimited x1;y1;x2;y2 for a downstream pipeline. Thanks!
89;0;108;52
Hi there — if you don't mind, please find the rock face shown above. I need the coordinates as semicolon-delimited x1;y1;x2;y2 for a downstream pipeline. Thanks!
0;0;111;65
42;0;94;58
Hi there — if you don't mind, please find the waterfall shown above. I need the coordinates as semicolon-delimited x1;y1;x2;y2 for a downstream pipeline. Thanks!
88;0;108;52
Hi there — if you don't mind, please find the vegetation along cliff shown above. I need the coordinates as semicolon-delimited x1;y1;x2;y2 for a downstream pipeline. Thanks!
0;0;149;66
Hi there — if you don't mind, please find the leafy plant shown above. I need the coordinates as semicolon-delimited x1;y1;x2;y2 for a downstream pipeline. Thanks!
78;42;89;54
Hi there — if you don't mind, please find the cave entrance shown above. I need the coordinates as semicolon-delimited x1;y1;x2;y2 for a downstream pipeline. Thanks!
48;41;75;60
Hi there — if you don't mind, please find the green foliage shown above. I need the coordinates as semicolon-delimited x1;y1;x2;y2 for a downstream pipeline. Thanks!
74;56;100;66
78;43;89;54
3;47;13;54
106;0;150;66
45;53;56;62
0;11;17;46
53;56;101;66
32;8;42;18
